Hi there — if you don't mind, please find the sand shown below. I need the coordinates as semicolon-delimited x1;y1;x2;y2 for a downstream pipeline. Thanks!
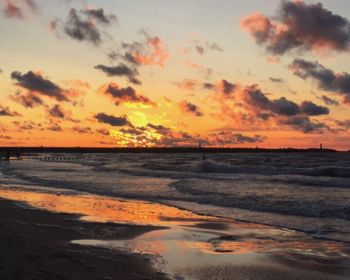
0;198;168;280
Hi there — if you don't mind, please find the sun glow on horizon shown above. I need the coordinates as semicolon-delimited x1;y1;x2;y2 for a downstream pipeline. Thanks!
0;0;349;150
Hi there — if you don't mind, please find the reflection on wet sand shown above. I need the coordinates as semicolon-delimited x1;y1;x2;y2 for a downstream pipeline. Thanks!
0;188;217;225
0;187;349;279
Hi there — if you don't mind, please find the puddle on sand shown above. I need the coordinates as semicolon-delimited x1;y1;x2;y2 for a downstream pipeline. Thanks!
0;187;349;279
72;223;350;279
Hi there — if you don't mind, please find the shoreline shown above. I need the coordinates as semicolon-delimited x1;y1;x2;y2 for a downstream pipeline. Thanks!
0;198;168;280
0;186;349;279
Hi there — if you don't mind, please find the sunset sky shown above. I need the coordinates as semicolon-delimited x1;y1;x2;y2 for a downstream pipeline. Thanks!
1;0;350;149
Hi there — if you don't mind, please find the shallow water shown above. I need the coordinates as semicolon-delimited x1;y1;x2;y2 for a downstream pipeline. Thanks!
0;186;348;279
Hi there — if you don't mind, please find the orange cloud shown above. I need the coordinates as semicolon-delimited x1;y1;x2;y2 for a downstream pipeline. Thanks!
176;79;199;91
122;31;169;67
132;36;168;66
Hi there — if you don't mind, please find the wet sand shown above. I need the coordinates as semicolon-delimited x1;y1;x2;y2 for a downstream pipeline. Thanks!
0;186;349;280
0;198;168;280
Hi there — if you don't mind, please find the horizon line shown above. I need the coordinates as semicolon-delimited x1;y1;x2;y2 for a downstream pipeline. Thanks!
0;146;346;153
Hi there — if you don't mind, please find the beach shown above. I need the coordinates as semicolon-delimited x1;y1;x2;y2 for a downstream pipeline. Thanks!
0;153;349;279
0;198;167;280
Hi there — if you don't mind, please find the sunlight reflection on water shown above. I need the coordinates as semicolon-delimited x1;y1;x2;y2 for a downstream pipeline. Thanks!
0;187;348;279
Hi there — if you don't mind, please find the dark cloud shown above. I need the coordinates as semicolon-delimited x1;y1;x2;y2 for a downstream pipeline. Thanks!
321;95;340;106
300;101;329;116
203;82;215;90
48;124;62;132
147;123;171;134
151;130;208;147
63;9;101;45
13;120;43;131
158;133;208;147
96;128;109;136
245;86;329;117
10;92;44;108
206;42;223;52
119;127;144;136
211;130;266;145
94;64;141;84
83;7;117;25
95;113;130;127
107;50;118;62
179;101;203;117
241;0;350;55
191;41;223;55
51;7;116;46
0;105;21;117
240;85;329;133
256;112;275;121
244;86;299;116
335;119;350;130
102;83;155;106
269;77;284;83
73;126;92;134
279;115;328;133
11;71;69;101
289;59;350;104
270;98;300;116
195;45;205;55
204;79;236;96
221;80;236;95
233;134;265;144
48;104;65;118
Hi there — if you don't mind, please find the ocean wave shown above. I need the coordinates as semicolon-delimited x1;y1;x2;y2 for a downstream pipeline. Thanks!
171;179;350;221
181;159;239;173
156;158;350;179
298;167;350;178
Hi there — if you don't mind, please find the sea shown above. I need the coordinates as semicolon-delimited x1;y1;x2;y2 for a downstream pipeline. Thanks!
0;152;349;243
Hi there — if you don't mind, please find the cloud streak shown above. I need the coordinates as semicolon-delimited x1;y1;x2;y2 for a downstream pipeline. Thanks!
0;105;21;117
11;71;69;101
210;130;266;145
10;92;44;108
100;83;155;106
95;113;130;126
94;64;141;85
179;101;203;117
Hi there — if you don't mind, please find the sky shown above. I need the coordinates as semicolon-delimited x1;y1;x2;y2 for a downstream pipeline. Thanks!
1;0;350;149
